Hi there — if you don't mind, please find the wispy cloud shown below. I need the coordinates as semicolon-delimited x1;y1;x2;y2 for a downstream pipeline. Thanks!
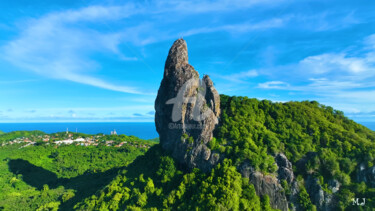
180;18;287;37
258;81;290;89
1;2;291;95
253;34;375;117
214;69;258;83
2;5;144;94
0;79;39;84
154;0;286;14
1;0;374;122
299;53;374;75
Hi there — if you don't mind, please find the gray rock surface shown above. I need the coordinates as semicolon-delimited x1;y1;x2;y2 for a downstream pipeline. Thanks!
294;153;339;210
155;39;220;172
276;153;294;183
305;175;337;211
289;181;301;211
305;176;325;208
357;163;375;187
239;162;289;211
275;153;301;210
328;179;340;193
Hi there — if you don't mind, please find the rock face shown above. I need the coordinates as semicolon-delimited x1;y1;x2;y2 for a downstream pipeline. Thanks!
358;163;375;187
155;39;221;172
295;152;339;210
305;175;337;211
275;153;300;211
328;179;340;193
276;153;294;183
239;162;289;211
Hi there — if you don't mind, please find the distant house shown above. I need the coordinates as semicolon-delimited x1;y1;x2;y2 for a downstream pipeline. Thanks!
74;138;85;142
55;139;74;145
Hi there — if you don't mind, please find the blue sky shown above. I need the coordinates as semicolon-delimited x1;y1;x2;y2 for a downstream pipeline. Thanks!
0;0;374;122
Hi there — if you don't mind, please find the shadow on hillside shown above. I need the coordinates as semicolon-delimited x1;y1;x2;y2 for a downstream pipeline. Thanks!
8;159;124;210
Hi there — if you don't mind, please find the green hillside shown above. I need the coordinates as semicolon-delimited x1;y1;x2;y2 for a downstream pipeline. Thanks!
0;130;46;143
214;95;375;209
1;95;374;210
73;95;375;210
0;134;155;210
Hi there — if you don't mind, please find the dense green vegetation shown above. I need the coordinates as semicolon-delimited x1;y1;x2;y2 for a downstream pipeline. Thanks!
0;134;156;210
212;95;375;209
75;145;269;210
1;95;375;210
70;95;375;210
0;130;46;143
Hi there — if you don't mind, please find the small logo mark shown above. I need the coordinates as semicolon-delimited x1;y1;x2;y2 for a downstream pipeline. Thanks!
352;198;365;206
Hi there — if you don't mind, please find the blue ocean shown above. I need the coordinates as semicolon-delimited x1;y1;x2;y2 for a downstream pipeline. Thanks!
0;122;158;140
0;122;374;140
361;122;375;132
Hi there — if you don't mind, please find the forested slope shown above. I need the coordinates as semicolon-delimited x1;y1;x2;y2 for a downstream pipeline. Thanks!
1;95;374;210
75;95;375;210
214;95;375;210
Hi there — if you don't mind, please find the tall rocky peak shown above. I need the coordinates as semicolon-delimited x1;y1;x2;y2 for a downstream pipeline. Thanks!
155;39;221;172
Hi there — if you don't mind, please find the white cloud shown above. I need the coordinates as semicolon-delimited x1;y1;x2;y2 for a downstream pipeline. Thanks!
258;81;290;89
307;78;366;90
180;18;286;37
2;5;144;94
214;69;258;83
299;53;373;74
1;1;292;95
0;79;38;84
253;34;375;120
155;0;286;14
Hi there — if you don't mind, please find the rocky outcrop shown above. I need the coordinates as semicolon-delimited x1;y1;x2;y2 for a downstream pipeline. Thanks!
275;153;300;210
328;179;340;193
239;162;289;211
295;152;339;210
357;163;375;187
155;39;221;172
276;153;294;183
289;181;301;211
305;175;338;211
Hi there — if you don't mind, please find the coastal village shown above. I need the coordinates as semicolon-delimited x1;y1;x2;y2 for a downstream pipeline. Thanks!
0;129;154;149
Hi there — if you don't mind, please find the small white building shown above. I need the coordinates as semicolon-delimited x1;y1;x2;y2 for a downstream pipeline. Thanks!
55;139;74;145
74;138;85;142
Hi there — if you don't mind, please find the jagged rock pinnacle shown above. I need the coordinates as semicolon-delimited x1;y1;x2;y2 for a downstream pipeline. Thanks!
155;39;221;172
165;39;188;70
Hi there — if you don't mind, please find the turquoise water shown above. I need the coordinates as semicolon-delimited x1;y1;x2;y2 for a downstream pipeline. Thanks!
0;122;158;140
361;122;375;132
0;122;373;140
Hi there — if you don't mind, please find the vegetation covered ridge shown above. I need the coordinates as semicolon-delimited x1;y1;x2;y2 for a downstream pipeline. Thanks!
73;95;375;210
1;95;375;210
